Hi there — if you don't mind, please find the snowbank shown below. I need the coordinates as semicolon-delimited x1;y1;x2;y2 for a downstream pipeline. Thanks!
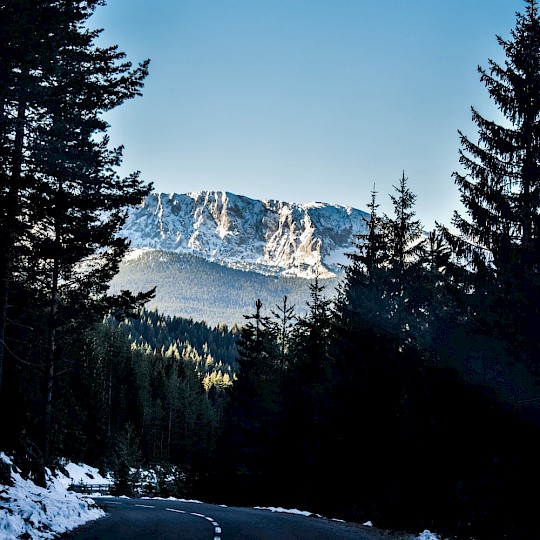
0;453;105;540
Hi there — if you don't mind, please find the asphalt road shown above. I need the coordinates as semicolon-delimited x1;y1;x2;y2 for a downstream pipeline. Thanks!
60;497;411;540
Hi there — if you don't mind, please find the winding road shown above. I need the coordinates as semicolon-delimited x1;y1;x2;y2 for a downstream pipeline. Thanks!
61;496;405;539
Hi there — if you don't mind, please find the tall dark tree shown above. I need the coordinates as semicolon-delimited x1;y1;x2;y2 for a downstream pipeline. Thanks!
0;0;154;459
0;0;52;397
268;295;296;369
293;274;334;373
218;299;286;505
337;174;426;343
382;172;427;340
441;0;540;384
417;230;465;359
284;276;334;511
337;185;388;331
235;299;273;376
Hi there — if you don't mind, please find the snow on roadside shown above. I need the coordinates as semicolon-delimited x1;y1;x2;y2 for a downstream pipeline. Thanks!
254;505;321;518
55;461;111;491
0;453;105;540
415;532;445;540
253;506;445;539
0;452;446;540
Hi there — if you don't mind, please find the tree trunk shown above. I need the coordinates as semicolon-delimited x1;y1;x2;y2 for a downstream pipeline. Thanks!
107;366;113;439
167;406;172;460
0;98;26;397
44;256;59;460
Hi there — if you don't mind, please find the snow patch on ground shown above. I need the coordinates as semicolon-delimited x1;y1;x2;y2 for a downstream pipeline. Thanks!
252;506;444;539
415;531;445;540
58;461;111;489
254;505;321;517
0;453;105;540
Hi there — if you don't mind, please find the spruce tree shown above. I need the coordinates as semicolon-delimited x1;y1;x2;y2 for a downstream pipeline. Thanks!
0;0;153;458
220;299;285;505
284;276;334;510
268;296;296;369
442;0;540;377
338;174;426;343
337;186;388;332
294;275;333;363
383;172;427;340
0;0;53;397
417;230;463;358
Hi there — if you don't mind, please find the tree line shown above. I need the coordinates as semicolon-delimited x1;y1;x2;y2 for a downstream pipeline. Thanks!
114;308;240;367
1;1;540;540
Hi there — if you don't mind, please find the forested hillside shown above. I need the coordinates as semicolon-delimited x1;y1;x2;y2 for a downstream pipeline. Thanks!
109;249;341;326
1;2;540;540
116;308;239;364
113;308;240;383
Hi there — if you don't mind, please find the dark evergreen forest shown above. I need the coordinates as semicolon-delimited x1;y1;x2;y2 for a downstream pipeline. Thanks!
1;1;540;540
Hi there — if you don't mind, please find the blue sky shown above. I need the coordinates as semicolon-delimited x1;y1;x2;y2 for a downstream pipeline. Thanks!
90;0;520;230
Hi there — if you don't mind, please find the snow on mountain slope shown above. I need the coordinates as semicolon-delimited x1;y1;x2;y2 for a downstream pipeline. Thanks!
122;191;369;277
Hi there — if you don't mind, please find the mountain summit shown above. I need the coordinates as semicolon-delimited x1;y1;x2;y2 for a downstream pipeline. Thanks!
122;191;369;278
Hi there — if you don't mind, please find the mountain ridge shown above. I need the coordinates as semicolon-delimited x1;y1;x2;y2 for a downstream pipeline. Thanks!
121;190;369;278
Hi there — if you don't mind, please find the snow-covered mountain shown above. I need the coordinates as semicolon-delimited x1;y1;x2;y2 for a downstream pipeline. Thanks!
122;191;369;278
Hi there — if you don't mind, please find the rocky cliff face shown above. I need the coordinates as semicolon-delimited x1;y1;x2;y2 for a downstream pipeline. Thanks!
122;191;369;277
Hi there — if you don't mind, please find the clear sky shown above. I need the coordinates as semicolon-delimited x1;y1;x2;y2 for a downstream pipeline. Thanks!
90;0;521;231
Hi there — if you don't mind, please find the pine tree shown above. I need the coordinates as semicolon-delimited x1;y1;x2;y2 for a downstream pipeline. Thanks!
110;423;142;496
294;275;333;363
0;0;54;398
219;299;285;505
337;185;388;331
338;174;426;343
384;173;427;341
289;276;334;498
268;296;296;369
441;0;540;375
235;299;274;379
417;231;462;357
0;0;153;458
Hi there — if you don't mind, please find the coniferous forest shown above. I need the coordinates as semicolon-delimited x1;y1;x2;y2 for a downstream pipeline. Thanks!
1;1;540;539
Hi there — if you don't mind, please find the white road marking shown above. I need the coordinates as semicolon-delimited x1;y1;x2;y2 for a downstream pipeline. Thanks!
135;504;155;508
165;507;222;539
